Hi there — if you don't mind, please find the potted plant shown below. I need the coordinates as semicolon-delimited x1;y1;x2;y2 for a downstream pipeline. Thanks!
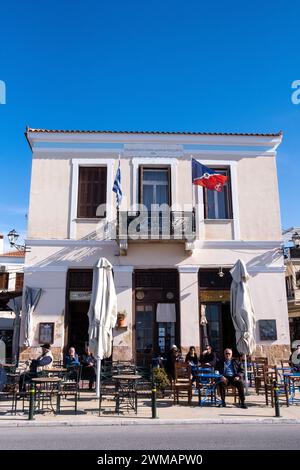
152;367;170;398
117;310;127;327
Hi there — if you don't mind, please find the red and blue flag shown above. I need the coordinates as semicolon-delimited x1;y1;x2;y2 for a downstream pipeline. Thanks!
192;159;228;192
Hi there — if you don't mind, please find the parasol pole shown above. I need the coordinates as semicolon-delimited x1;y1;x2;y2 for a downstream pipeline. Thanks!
244;355;249;395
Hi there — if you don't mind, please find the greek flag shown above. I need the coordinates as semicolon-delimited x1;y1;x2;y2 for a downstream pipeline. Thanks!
112;160;122;206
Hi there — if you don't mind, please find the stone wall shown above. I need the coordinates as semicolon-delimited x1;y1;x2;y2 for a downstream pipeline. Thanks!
253;344;290;365
19;346;62;362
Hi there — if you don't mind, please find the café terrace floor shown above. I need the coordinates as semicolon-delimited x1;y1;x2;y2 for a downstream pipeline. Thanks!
1;387;300;426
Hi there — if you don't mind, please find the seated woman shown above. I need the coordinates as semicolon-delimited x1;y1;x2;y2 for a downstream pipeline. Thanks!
81;346;96;390
185;346;199;366
199;345;218;369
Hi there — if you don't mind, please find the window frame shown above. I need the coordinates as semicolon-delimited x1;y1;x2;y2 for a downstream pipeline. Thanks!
203;166;233;220
77;165;107;219
138;166;171;207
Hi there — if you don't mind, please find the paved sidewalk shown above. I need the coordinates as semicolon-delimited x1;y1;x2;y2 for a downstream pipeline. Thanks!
1;389;300;426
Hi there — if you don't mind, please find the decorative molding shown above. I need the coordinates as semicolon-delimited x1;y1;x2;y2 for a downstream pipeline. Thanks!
193;159;240;241
70;158;115;239
113;265;134;273
27;131;282;148
25;238;117;247
195;240;282;250
24;266;68;273
177;265;199;274
131;157;178;208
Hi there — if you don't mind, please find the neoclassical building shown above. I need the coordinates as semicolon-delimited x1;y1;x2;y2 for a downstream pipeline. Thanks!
20;128;290;364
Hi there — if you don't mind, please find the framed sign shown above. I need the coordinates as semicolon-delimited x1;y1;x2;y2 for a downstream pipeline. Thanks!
39;323;54;344
258;320;277;341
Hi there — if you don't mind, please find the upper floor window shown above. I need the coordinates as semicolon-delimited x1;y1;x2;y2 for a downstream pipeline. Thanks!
0;273;9;290
15;273;24;291
203;167;232;219
139;167;171;209
286;275;294;299
77;166;107;218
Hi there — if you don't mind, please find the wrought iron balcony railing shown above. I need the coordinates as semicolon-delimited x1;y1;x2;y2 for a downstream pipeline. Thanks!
117;210;196;241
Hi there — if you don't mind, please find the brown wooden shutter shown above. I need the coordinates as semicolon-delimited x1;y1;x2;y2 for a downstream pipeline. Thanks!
15;273;24;291
0;273;9;290
77;167;107;218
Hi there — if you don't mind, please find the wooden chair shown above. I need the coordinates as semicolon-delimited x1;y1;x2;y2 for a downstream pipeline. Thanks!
264;368;289;407
173;363;192;405
253;363;267;395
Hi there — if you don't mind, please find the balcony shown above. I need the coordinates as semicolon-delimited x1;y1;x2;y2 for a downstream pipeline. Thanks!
116;210;196;255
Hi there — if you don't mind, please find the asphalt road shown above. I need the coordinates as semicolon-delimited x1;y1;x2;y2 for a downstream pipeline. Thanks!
0;424;299;450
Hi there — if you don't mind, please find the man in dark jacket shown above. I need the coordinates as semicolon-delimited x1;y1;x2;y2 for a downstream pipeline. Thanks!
215;348;247;409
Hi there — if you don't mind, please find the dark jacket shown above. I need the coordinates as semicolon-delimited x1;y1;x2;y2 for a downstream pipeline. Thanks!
199;351;218;369
215;358;244;378
185;353;199;366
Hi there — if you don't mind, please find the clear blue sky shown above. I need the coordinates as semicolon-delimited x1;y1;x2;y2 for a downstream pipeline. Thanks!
0;0;299;248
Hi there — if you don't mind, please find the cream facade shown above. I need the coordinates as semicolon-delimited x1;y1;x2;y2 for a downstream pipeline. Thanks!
20;129;290;364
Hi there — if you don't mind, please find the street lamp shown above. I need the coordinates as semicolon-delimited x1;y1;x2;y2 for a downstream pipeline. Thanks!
218;267;225;278
7;229;26;252
292;232;300;247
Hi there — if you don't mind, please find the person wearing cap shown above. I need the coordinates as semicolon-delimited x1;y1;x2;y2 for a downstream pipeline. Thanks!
19;344;54;392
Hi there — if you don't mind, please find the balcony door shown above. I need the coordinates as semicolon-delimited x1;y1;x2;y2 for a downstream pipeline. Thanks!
139;167;170;233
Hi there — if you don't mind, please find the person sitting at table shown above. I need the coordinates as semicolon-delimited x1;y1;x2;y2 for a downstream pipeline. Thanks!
199;345;218;369
185;346;199;366
215;348;247;409
289;345;300;372
19;343;53;392
81;346;96;390
165;345;180;381
64;347;80;368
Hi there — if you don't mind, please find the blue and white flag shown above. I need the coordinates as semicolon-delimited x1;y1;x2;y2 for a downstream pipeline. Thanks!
112;160;122;206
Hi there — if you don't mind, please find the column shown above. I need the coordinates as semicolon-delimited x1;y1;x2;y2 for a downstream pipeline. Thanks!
112;265;134;361
178;266;200;356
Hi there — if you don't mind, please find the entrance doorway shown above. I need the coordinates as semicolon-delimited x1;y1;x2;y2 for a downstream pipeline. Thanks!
134;270;178;366
201;302;237;357
68;301;90;355
66;269;93;355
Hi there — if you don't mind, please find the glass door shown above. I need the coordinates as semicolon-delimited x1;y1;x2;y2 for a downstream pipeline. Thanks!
140;168;170;234
135;304;155;366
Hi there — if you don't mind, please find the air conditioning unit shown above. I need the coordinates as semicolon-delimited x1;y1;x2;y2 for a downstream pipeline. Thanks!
0;265;6;273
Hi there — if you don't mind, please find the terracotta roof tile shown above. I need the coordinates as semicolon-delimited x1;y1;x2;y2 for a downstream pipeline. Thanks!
1;251;25;257
26;128;282;137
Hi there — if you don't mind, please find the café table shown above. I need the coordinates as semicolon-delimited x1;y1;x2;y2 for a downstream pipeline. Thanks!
31;377;61;413
193;371;223;407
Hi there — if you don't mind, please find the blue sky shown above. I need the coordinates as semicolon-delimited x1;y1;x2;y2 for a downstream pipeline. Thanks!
0;0;299;249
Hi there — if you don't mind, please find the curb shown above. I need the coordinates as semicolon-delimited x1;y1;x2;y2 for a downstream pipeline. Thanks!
0;418;300;427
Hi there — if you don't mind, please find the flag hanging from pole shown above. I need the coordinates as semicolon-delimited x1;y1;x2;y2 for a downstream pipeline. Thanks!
112;160;122;206
192;158;228;192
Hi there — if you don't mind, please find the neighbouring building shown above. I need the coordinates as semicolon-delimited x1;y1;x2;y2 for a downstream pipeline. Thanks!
283;227;300;344
0;234;24;361
20;128;290;365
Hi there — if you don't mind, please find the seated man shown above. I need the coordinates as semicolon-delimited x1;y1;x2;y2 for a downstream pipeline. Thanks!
215;348;247;409
81;346;96;390
64;347;80;368
289;345;300;372
64;347;80;381
19;343;53;392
